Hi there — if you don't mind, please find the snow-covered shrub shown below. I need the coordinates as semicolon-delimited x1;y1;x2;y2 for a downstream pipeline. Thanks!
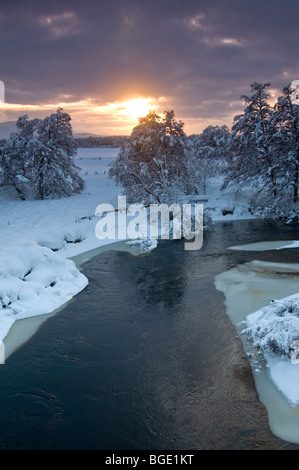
240;296;299;358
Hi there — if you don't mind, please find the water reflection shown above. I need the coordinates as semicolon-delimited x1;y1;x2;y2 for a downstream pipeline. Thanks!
126;240;189;310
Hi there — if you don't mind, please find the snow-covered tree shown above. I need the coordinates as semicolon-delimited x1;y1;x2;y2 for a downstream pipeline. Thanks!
0;109;84;200
188;125;230;194
0;115;40;199
223;82;274;189
221;81;299;219
270;84;299;210
109;110;190;204
36;107;78;157
248;83;299;219
222;82;287;215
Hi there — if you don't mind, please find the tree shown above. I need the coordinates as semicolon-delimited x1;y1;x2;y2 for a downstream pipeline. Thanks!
221;82;286;215
250;83;299;219
188;125;230;194
0;115;40;199
109;110;190;204
37;107;78;157
220;81;299;219
223;82;274;189
0;109;84;200
271;84;299;206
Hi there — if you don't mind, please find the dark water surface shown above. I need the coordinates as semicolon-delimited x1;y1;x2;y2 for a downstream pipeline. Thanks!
1;220;299;450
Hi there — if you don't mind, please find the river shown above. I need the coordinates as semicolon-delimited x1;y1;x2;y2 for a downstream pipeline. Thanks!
0;219;299;450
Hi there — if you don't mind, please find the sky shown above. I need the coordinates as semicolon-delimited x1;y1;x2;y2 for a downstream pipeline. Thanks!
0;0;298;136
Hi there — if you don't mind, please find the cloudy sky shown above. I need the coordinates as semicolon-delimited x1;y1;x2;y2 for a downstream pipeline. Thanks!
0;0;298;136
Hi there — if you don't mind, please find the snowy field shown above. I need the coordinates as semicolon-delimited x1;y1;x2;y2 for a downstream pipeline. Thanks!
1;146;299;443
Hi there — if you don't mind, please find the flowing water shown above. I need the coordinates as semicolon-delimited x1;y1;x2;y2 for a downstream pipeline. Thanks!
1;219;299;450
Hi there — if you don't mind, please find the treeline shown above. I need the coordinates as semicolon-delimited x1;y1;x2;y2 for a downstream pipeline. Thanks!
75;135;129;148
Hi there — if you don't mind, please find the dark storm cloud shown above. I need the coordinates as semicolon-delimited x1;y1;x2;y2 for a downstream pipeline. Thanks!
1;0;298;132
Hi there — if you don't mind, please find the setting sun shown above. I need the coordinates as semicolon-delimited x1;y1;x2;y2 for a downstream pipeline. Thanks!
121;98;154;120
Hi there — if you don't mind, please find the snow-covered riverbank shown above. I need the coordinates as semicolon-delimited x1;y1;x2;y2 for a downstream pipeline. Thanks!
215;252;299;444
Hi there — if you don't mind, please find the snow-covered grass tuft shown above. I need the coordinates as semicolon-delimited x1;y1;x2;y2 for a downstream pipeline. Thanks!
240;295;299;358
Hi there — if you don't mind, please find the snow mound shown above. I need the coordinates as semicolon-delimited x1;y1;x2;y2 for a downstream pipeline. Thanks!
240;294;299;405
240;295;299;357
0;238;88;340
36;221;86;251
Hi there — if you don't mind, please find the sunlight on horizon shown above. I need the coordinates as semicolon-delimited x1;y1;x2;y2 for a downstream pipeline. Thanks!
0;96;162;135
0;94;231;136
120;98;155;120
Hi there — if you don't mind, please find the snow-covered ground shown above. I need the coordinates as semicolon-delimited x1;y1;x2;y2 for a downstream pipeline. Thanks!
2;147;299;443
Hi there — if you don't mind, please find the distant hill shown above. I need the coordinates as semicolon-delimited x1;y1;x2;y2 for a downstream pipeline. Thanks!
0;121;17;139
73;132;103;138
0;122;129;148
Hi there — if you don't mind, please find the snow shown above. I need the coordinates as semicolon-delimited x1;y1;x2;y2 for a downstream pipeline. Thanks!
0;237;88;339
201;176;256;221
229;240;299;251
268;357;299;405
241;292;299;440
279;240;299;249
241;294;299;358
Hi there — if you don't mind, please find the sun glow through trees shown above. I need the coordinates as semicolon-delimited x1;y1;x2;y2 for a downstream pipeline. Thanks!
121;98;155;120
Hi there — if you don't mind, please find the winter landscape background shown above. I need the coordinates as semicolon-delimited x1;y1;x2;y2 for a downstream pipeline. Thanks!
1;0;299;451
1;93;299;445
